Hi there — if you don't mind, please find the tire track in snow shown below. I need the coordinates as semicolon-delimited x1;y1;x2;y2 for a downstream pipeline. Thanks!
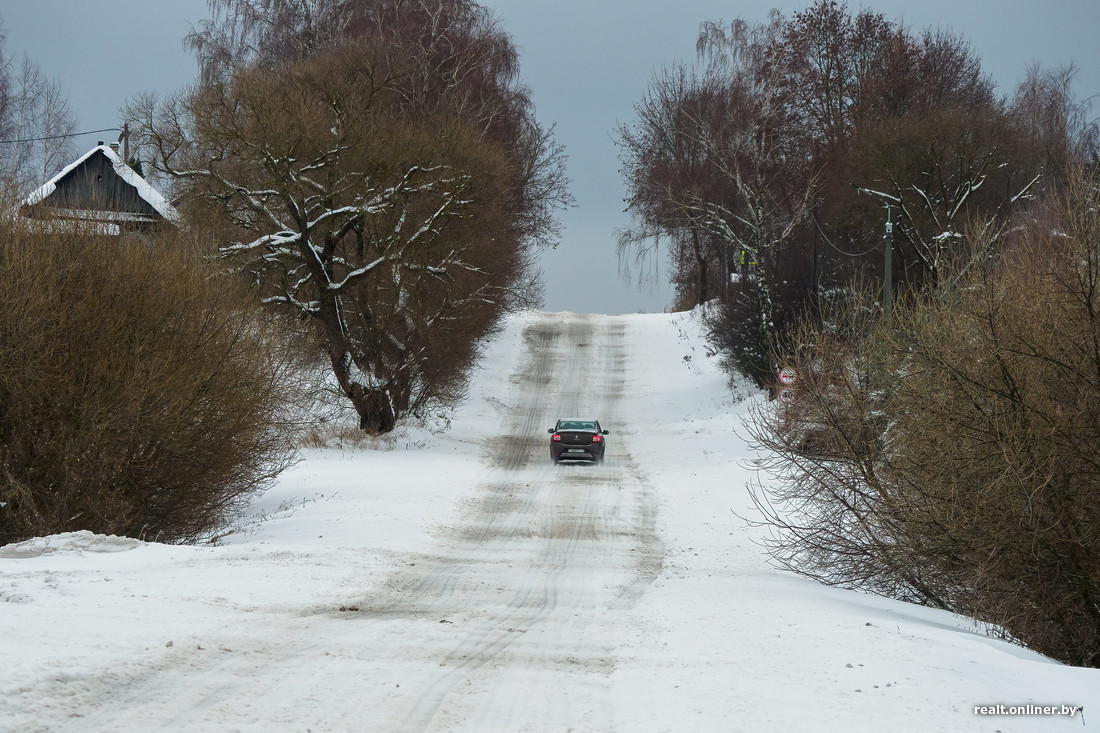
394;313;603;730
390;313;663;732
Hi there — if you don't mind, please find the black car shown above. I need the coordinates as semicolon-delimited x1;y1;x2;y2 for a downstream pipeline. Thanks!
548;418;609;464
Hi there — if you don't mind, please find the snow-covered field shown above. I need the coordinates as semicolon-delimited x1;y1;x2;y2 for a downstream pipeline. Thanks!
1;310;1096;732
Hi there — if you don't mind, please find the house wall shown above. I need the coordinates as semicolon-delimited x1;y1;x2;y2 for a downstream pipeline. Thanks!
45;151;159;219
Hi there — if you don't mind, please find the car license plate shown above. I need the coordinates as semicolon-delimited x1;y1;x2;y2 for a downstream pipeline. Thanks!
566;448;585;453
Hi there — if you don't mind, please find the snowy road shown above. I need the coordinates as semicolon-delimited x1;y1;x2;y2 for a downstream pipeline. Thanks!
3;310;1097;732
4;313;666;732
348;313;662;730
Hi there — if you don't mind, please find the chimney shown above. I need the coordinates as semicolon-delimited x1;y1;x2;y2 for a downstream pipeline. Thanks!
109;141;120;154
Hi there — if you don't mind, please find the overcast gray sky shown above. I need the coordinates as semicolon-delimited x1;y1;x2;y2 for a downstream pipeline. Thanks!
3;0;1098;314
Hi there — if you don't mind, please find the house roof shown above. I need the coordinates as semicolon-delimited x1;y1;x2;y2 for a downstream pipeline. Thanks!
21;145;180;224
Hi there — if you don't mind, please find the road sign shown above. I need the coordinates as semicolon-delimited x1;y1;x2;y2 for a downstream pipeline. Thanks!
778;367;796;385
779;387;797;404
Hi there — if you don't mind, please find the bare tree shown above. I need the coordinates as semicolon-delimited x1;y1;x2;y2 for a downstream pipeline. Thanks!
0;19;77;200
851;61;1038;292
1011;62;1099;182
133;0;569;432
775;2;895;155
187;0;571;251
616;66;733;305
133;50;476;431
695;15;819;385
617;10;821;379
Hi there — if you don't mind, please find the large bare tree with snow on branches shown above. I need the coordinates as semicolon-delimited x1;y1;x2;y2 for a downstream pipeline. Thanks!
128;0;569;432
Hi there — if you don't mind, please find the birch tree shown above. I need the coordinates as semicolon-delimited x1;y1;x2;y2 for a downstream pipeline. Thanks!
615;67;733;306
0;19;77;200
696;15;819;375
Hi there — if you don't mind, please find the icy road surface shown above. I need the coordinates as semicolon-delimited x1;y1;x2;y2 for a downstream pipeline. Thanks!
2;311;1097;732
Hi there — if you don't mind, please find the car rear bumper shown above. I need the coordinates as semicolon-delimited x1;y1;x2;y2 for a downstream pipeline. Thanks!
551;444;605;461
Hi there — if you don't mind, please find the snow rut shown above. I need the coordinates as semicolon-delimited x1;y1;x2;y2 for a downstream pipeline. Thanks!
388;312;659;732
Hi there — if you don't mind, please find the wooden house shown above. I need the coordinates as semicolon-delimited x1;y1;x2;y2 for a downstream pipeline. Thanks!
18;143;179;236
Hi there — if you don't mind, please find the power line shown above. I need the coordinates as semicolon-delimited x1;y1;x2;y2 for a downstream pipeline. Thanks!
811;212;882;257
0;127;122;145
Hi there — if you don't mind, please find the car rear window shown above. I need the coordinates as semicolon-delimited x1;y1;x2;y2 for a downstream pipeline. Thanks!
560;421;596;431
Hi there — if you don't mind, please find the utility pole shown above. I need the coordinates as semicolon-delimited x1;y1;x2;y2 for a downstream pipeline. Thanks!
812;224;819;297
883;203;893;318
852;186;901;319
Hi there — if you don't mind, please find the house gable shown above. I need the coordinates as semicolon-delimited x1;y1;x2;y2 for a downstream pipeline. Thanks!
20;145;179;233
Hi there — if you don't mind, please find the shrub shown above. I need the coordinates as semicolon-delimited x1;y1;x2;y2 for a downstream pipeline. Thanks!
747;168;1100;666
0;227;300;544
704;272;815;391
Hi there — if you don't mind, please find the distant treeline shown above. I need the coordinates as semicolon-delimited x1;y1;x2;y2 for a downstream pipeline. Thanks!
617;0;1095;386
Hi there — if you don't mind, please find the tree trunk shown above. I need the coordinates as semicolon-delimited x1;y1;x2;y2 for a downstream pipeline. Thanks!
691;227;709;306
328;349;396;433
349;383;396;433
320;296;397;434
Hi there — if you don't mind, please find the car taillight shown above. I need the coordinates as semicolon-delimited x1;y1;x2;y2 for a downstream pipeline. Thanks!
592;435;602;442
552;434;562;441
